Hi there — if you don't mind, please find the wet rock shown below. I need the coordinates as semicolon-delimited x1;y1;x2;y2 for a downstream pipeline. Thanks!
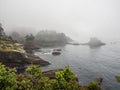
52;51;61;55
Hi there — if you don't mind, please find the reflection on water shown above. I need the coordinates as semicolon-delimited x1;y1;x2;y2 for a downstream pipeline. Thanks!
34;42;120;90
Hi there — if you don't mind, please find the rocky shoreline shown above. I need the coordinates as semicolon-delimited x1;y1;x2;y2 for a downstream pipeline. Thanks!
0;50;50;69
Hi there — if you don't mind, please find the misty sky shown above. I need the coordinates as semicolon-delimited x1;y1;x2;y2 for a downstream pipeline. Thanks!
0;0;120;42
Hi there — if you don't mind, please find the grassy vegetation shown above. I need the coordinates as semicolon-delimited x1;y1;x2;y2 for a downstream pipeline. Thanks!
0;63;102;90
0;41;25;53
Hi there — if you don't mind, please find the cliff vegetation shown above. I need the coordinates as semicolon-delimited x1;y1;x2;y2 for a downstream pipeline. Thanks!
0;63;102;90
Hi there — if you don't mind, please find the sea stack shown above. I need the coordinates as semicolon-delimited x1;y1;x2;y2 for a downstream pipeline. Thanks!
88;37;106;47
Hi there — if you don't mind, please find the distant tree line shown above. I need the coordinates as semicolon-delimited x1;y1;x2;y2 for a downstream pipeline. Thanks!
9;29;72;47
0;23;13;41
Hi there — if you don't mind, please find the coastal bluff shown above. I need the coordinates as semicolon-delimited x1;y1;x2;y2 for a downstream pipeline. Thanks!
0;41;50;68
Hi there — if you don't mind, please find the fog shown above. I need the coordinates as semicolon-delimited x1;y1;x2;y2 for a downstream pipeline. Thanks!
0;0;120;42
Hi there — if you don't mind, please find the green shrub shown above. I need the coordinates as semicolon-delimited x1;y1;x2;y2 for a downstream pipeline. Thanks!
0;63;17;90
115;76;120;82
14;74;33;90
87;81;101;90
26;65;42;78
0;63;102;90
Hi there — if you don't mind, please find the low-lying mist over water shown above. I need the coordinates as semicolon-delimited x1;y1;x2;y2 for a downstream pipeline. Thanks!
0;0;120;42
0;0;120;90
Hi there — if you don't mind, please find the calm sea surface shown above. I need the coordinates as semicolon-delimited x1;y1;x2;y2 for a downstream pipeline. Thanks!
34;41;120;90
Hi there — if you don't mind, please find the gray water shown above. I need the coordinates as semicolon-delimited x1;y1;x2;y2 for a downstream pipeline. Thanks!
34;42;120;90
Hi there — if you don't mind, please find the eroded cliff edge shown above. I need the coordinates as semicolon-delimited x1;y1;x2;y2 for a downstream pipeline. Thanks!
0;41;50;68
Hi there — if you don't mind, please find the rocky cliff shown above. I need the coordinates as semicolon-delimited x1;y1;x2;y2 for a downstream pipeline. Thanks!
0;41;50;68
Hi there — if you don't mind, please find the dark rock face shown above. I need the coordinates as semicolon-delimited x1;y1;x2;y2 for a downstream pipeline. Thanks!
27;54;50;66
0;51;28;63
0;51;50;68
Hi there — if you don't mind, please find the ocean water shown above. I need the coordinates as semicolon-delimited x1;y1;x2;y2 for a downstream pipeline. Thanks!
34;42;120;90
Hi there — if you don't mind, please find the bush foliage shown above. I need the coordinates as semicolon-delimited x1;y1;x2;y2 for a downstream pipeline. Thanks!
0;63;101;90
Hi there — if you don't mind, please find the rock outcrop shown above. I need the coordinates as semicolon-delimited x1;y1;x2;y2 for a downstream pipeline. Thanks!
79;37;106;48
52;51;61;55
88;37;106;47
0;41;50;68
